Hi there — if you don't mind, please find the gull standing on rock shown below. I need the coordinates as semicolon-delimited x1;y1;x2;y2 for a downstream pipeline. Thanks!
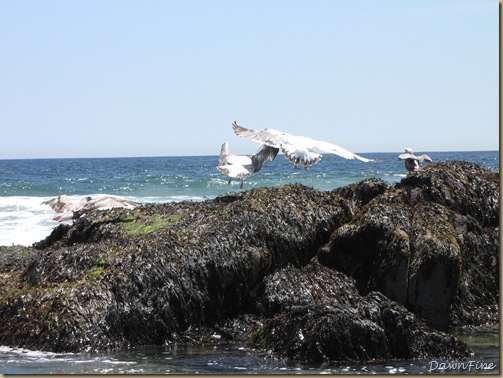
42;195;140;222
232;121;373;170
216;142;253;189
398;148;433;172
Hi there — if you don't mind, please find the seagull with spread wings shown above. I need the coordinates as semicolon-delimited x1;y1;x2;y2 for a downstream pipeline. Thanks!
42;195;140;222
398;148;433;172
232;121;373;170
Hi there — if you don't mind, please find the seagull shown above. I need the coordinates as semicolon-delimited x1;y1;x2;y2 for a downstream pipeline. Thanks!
398;148;433;172
216;142;252;189
232;121;373;170
42;195;140;222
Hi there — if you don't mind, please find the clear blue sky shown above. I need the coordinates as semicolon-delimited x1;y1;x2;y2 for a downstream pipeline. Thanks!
0;0;498;159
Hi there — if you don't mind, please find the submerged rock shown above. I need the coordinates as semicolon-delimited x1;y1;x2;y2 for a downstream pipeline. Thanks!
0;161;498;363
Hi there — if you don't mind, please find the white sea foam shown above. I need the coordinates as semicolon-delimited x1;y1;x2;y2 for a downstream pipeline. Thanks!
0;196;59;246
0;345;68;357
0;195;203;246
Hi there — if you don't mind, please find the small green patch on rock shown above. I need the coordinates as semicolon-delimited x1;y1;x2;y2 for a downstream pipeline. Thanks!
88;266;105;276
123;213;183;236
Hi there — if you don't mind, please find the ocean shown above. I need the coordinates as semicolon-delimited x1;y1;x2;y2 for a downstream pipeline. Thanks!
0;151;499;374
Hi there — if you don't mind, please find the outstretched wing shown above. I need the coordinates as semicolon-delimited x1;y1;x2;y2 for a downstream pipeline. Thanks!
398;153;420;161
82;196;140;211
250;144;279;173
311;139;374;162
41;194;73;213
418;154;433;163
232;122;290;148
218;142;231;165
398;153;432;163
218;141;252;166
233;121;373;165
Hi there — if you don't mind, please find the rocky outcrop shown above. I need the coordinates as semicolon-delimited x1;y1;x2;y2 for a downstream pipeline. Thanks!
319;161;499;328
0;161;498;363
252;259;469;362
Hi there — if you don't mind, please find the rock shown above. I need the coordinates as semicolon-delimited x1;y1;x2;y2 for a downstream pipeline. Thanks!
1;184;348;352
318;161;499;328
252;292;469;363
0;162;497;363
251;259;470;362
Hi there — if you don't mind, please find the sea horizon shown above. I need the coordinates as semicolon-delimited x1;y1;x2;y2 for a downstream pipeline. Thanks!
0;150;499;247
0;148;498;161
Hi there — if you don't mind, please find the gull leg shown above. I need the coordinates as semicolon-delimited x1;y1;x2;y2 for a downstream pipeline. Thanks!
240;180;244;189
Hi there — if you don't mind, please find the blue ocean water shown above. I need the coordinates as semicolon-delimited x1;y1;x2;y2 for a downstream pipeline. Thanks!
0;151;498;246
0;151;499;374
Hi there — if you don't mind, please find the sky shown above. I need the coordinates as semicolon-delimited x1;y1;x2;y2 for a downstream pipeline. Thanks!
0;0;498;159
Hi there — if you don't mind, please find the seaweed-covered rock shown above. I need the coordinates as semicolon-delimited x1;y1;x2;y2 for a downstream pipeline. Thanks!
0;184;348;352
252;293;469;363
318;161;499;328
0;162;498;363
252;259;470;362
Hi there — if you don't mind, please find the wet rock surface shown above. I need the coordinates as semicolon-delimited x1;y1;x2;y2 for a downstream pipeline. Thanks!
0;161;498;363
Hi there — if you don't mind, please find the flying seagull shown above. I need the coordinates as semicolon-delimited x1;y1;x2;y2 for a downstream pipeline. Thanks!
232;121;373;170
216;142;253;189
398;148;433;172
42;195;140;222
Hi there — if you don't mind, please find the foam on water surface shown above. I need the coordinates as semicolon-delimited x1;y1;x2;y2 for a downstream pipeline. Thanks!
0;195;152;246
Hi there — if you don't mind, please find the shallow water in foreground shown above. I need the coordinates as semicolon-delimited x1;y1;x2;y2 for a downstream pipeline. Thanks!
0;329;498;374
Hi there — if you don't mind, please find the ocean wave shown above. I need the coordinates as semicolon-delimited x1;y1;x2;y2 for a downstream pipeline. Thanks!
0;194;204;246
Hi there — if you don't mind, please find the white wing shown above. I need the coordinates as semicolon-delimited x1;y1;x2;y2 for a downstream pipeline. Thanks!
218;141;252;166
399;153;432;163
418;154;433;163
233;122;373;166
41;194;74;213
218;142;231;165
217;164;251;179
81;196;139;211
309;139;373;162
232;122;291;148
279;141;322;167
398;153;420;161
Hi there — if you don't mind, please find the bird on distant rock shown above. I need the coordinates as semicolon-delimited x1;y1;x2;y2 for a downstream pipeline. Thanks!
398;148;433;172
42;195;140;222
216;142;253;189
232;121;373;170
